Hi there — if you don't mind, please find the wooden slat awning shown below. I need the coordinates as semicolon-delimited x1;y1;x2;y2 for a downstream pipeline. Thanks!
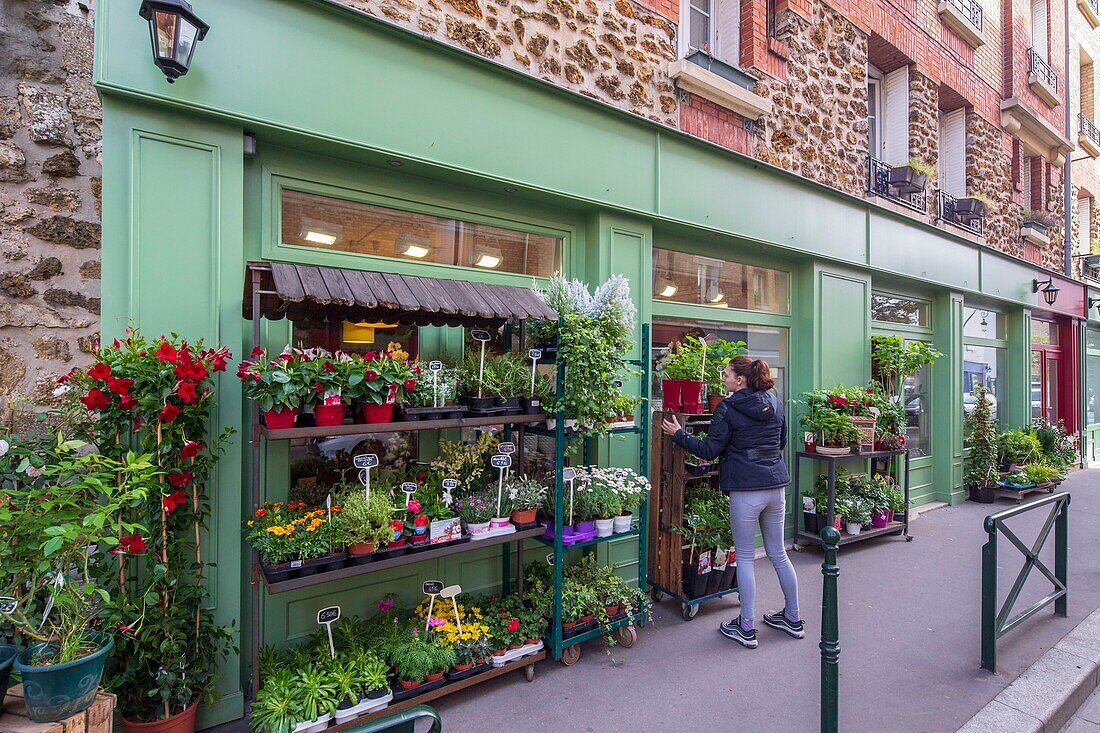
242;261;558;326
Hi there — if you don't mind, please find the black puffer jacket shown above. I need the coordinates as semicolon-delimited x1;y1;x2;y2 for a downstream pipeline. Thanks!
672;387;790;492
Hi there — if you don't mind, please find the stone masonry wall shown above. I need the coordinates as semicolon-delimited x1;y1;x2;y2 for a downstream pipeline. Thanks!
333;0;679;126
0;0;101;418
752;2;868;197
967;112;1022;259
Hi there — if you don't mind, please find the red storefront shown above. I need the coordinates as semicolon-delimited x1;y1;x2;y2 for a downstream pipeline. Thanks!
1031;270;1086;433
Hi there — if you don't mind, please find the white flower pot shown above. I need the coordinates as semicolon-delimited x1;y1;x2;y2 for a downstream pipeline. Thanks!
334;699;373;725
489;517;512;529
595;518;615;537
465;520;491;535
845;522;862;536
293;714;332;733
613;514;633;533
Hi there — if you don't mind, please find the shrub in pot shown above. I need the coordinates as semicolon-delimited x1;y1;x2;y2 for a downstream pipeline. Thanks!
291;664;340;732
389;635;438;689
337;488;394;560
965;385;999;503
888;158;933;194
301;350;348;427
506;476;546;525
0;434;155;723
237;347;309;429
358;653;390;699
249;668;303;733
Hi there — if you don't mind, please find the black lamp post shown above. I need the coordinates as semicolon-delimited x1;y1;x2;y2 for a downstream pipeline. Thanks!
138;0;209;83
1033;276;1060;306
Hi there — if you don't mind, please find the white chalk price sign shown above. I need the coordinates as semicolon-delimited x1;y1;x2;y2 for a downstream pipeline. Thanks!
470;330;492;398
428;360;443;406
528;350;542;403
529;348;542;360
441;478;458;507
317;605;341;659
354;454;379;500
546;553;555;566
401;482;418;508
428;360;443;371
423;580;444;595
0;597;16;614
491;454;511;515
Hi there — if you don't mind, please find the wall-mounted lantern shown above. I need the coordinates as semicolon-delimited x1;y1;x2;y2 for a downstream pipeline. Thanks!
139;0;209;83
1033;276;1060;306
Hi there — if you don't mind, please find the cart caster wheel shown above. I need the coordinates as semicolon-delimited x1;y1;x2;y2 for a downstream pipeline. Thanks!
905;535;914;542
682;603;699;621
651;589;664;602
560;645;581;666
791;543;803;553
614;626;638;648
524;664;536;681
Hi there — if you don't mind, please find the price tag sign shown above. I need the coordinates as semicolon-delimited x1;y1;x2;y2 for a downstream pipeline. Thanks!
562;467;577;482
470;330;492;342
442;479;458;490
491;454;511;516
423;580;444;595
428;360;443;372
0;597;16;614
471;330;491;397
401;482;418;507
546;553;555;566
440;584;464;634
490;454;512;469
614;470;625;480
497;442;515;455
529;348;542;360
353;454;379;469
317;605;341;659
613;379;623;389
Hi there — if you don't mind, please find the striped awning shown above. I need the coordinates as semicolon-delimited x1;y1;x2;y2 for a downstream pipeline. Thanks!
243;261;557;326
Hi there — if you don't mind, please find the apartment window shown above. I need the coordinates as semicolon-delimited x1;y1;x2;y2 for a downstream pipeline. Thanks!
1032;0;1048;59
938;109;967;197
868;63;910;165
868;67;883;159
683;0;739;64
1079;198;1093;256
1023;156;1036;209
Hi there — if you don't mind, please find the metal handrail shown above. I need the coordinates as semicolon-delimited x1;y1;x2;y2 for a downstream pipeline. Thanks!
1080;113;1100;148
867;156;927;215
936;189;984;236
1028;47;1059;92
942;0;983;31
981;492;1069;672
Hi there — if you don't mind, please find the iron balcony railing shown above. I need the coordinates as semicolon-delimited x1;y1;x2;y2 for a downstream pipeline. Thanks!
1084;0;1100;17
943;0;983;31
1028;47;1058;92
1080;112;1100;149
867;156;927;214
936;190;984;236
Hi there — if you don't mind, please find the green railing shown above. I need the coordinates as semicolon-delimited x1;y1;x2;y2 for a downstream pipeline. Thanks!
342;705;441;733
819;526;841;733
981;492;1069;673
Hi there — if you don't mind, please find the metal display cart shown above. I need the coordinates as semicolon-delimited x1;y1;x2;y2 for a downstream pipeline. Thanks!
243;262;568;722
647;411;739;621
792;448;914;546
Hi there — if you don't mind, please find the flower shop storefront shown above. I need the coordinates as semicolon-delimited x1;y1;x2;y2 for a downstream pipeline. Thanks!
90;0;1071;727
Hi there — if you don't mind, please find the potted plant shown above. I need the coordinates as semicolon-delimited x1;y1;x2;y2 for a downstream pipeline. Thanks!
953;193;991;222
455;352;496;412
965;385;999;503
590;477;622;538
489;491;513;530
390;635;436;690
888;158;933;194
705;338;746;410
1;436;156;723
330;657;369;725
839;497;870;536
814;411;862;456
483;352;528;413
359;653;390;700
344;346;417;424
571;483;598;535
999;468;1034;490
402;361;464;420
336;488;394;563
249;668;302;733
612;467;649;534
456;492;494;536
300;349;348;427
237;347;310;429
997;429;1042;471
291;664;339;733
1022;209;1056;235
659;337;707;413
506;476;546;526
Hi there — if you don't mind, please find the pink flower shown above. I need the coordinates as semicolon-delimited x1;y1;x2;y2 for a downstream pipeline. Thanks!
378;596;395;613
428;617;445;629
407;499;422;514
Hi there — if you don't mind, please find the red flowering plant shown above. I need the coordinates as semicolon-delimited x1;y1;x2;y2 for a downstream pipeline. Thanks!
299;348;346;406
59;330;236;724
236;346;311;413
342;343;418;406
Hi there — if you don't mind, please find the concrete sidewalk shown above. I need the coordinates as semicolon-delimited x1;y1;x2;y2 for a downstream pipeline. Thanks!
435;469;1100;733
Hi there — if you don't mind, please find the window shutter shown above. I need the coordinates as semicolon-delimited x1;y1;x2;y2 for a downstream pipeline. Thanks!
1078;198;1092;255
1032;0;1047;58
940;109;967;197
714;0;740;67
1022;156;1034;210
884;66;910;166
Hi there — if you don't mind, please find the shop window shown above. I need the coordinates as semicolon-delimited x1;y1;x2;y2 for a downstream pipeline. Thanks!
1031;319;1059;345
963;307;1006;339
653;248;790;314
651;319;788;407
1087;328;1100;425
963;344;1006;426
903;353;932;457
280;189;561;278
872;293;931;326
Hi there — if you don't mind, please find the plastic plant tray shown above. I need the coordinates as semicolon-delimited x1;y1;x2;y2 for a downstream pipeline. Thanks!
490;640;544;666
468;524;517;541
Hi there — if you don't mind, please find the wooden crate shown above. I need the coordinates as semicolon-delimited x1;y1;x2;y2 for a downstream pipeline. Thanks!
0;685;115;733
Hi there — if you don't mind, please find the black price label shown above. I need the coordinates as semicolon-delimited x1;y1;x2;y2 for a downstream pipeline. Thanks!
0;597;16;614
317;606;341;625
529;348;542;360
613;379;623;389
442;478;458;490
353;454;379;469
498;442;516;455
491;454;511;469
546;553;555;565
401;482;417;495
428;360;443;371
470;330;492;342
423;580;444;595
562;467;577;481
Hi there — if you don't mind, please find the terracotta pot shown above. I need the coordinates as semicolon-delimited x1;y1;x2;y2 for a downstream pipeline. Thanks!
425;671;444;682
362;403;395;424
507;643;522;651
524;638;539;646
398;679;421;691
313;404;346;427
511;508;537;525
348;541;374;556
708;393;725;412
263;407;299;430
603;604;619;616
475;658;486;666
579;614;594;624
122;703;199;733
491;648;506;656
561;621;577;631
452;662;474;672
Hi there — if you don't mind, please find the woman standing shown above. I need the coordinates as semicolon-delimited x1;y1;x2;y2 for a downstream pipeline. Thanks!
661;356;802;649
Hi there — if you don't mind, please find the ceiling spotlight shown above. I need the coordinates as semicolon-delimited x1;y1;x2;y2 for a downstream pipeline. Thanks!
300;218;341;246
388;160;403;167
395;232;432;259
504;186;517;193
474;247;503;269
658;282;678;298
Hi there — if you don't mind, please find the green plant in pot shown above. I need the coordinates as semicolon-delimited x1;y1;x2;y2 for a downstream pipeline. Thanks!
506;475;546;525
0;434;155;723
964;385;999;503
389;635;437;688
249;668;302;733
705;338;746;407
357;652;390;699
658;337;706;412
336;487;394;559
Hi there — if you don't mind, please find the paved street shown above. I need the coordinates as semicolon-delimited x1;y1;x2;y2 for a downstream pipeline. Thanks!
437;470;1100;732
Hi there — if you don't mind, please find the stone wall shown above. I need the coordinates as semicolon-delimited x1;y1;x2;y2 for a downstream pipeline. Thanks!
908;69;938;214
966;113;1022;259
752;2;869;198
333;0;679;126
0;0;101;417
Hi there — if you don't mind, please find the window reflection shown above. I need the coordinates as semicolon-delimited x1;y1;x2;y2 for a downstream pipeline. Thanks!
652;248;789;314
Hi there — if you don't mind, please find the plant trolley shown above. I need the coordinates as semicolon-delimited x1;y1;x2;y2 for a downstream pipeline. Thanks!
243;262;567;723
792;448;913;546
647;411;739;621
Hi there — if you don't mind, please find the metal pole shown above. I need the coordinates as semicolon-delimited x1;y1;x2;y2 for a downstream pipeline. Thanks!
1055;495;1069;617
1064;0;1073;276
249;268;263;700
819;526;841;733
981;519;998;672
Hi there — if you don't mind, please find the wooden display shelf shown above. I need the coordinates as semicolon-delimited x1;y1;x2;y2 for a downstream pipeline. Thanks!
261;526;546;593
326;653;545;731
261;412;546;440
1;686;115;733
796;521;906;546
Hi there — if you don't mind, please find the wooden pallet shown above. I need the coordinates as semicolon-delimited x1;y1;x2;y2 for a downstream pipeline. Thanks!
1;686;115;733
992;481;1057;504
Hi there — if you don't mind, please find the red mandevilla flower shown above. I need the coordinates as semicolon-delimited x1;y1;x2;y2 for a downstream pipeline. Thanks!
155;341;178;363
107;376;133;395
314;383;324;394
277;353;294;363
177;382;198;404
119;394;137;410
507;618;520;633
167;471;193;488
366;370;379;382
162;490;189;514
210;352;229;372
114;534;147;554
80;388;111;411
322;361;336;373
403;379;416;391
180;441;205;460
159;403;181;423
88;362;111;380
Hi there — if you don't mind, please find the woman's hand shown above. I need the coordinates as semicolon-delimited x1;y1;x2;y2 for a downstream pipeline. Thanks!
661;415;682;436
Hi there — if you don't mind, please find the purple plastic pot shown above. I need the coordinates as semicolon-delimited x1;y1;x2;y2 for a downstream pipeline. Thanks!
575;520;596;534
871;510;890;528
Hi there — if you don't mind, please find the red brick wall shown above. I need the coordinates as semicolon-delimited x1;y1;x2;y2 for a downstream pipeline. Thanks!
1003;0;1067;127
637;0;679;23
679;92;755;153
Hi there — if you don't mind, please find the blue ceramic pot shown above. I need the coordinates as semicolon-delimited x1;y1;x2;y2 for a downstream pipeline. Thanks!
0;644;19;701
13;632;114;722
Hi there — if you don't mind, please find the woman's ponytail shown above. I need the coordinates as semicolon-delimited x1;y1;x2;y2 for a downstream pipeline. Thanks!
730;355;776;391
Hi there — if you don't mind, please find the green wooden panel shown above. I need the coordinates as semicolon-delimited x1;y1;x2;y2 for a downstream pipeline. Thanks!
980;251;1035;304
816;269;871;386
869;213;980;291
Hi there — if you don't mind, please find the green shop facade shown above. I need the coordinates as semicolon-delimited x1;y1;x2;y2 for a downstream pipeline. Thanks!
94;0;1094;726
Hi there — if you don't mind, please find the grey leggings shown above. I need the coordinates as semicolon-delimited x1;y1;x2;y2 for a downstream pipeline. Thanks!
729;488;800;629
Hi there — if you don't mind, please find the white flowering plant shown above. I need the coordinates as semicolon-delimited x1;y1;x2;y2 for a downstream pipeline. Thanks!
575;466;650;517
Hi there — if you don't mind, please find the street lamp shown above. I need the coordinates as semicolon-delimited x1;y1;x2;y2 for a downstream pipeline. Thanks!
1032;276;1060;306
138;0;209;83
